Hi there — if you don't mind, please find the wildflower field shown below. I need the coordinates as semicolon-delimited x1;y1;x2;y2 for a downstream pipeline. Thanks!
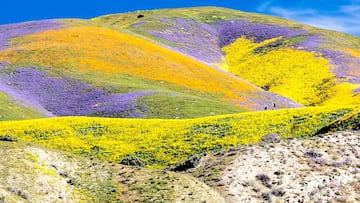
98;7;360;107
0;105;357;168
0;20;302;117
1;6;360;202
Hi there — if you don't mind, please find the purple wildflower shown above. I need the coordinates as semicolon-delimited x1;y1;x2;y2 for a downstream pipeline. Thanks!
214;20;306;47
318;49;360;83
293;35;322;50
130;21;147;27
243;91;302;111
293;35;360;83
146;18;307;63
0;67;153;117
0;20;63;50
150;18;223;63
353;86;360;93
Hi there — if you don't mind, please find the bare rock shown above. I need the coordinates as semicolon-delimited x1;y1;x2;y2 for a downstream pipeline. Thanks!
304;149;322;158
271;188;285;197
255;174;272;188
261;133;281;143
173;154;201;172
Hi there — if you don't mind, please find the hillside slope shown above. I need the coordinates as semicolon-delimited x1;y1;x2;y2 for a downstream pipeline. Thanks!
1;105;359;202
0;141;225;203
191;131;360;202
95;7;360;106
0;105;356;168
0;18;300;120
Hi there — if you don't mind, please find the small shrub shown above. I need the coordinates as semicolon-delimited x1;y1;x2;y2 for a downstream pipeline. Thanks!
172;154;201;172
6;187;29;201
120;155;145;167
191;123;232;138
261;132;281;143
0;135;17;142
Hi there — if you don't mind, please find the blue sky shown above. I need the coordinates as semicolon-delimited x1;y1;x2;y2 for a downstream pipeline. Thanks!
2;0;360;36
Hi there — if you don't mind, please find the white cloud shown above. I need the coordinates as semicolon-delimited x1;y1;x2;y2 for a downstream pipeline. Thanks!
340;5;360;13
269;7;317;19
260;3;360;36
257;1;271;12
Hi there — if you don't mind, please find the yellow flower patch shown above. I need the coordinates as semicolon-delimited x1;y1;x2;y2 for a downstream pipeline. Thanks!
222;36;334;106
0;105;355;168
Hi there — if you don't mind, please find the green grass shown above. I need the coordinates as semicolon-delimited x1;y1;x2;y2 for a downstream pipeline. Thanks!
138;93;245;119
94;7;306;28
0;91;45;121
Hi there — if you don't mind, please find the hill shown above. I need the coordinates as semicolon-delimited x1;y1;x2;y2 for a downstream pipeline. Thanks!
1;6;360;202
1;104;359;202
0;105;356;167
0;141;224;202
95;7;360;106
2;7;360;120
0;16;301;121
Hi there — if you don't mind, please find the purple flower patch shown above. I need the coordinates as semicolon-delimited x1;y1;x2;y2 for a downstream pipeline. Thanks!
0;67;153;117
292;35;360;83
293;35;322;50
0;20;63;50
151;18;223;63
130;21;147;27
353;86;360;93
244;91;302;111
214;20;307;47
318;49;360;83
146;18;307;63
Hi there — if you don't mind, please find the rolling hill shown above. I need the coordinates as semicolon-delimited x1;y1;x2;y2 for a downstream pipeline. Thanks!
0;16;301;121
1;6;360;203
95;7;360;106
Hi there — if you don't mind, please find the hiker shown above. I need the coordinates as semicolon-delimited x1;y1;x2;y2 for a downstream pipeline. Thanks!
273;103;276;109
264;104;268;110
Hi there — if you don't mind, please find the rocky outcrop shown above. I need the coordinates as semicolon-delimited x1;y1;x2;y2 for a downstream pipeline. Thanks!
192;131;360;202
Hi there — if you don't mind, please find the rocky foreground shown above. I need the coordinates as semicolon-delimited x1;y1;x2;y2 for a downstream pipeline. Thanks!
1;131;359;202
193;131;360;203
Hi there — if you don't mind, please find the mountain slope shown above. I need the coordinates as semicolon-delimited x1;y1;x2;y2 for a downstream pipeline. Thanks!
0;141;225;203
1;6;359;119
95;6;360;106
0;19;300;120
